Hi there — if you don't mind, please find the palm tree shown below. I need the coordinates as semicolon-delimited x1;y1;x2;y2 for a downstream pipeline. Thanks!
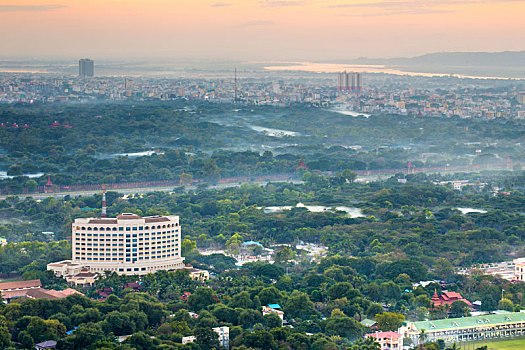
446;342;460;350
418;328;427;349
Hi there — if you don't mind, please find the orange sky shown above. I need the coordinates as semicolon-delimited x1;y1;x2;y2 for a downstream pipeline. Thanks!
1;0;524;60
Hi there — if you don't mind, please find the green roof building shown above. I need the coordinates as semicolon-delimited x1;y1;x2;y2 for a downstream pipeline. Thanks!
399;312;525;345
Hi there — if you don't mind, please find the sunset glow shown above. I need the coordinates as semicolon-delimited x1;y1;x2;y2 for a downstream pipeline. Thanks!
1;0;524;59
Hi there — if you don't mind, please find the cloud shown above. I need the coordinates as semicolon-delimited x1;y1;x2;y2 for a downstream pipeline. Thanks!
0;4;66;12
259;0;306;7
328;0;524;15
234;20;276;28
210;2;231;7
338;8;453;16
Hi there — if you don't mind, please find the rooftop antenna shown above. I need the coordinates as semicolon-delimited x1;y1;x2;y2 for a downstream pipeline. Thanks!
101;184;107;218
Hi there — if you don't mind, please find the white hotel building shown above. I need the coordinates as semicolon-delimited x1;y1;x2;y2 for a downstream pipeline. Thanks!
48;213;184;276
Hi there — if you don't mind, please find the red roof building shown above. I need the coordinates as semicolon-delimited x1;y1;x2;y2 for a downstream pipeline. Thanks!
431;290;472;309
295;157;308;171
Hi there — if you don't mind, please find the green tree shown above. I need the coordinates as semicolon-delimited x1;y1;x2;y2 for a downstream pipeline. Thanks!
194;327;220;350
0;317;13;349
375;312;405;332
274;247;294;264
25;180;38;192
243;330;278;350
449;301;470;318
188;288;217;312
414;295;431;308
230;291;253;309
481;295;497;312
125;332;156;350
182;239;197;256
238;309;264;329
258;287;283;306
263;313;282;329
342;169;357;183
325;314;364;340
327;282;360;300
283;290;317;320
498;298;514;312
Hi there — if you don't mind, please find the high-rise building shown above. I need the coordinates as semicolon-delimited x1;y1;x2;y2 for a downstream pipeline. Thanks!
79;58;94;77
48;213;184;276
517;92;525;105
337;71;362;91
337;71;349;91
352;72;362;91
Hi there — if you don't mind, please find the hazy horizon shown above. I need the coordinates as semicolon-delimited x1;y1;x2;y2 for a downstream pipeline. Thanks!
1;0;524;61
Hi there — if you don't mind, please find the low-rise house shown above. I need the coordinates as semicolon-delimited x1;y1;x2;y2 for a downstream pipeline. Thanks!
184;265;210;281
0;279;42;302
1;279;82;303
47;260;84;277
35;340;57;350
361;318;378;330
365;331;403;350
182;336;196;344
262;305;284;321
64;268;97;286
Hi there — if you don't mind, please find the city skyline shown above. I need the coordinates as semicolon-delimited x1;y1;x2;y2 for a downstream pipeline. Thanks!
0;0;523;60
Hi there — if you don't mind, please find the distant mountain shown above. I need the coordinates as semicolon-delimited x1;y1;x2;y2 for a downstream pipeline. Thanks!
352;51;525;67
344;51;525;78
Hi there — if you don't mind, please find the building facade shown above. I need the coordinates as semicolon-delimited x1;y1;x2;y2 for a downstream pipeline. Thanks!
365;332;403;350
514;257;525;281
337;71;362;91
48;213;184;276
213;326;230;349
79;58;94;77
431;290;472;309
399;312;525;345
262;305;284;321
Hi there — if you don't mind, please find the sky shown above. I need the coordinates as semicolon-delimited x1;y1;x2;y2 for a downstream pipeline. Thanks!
0;0;524;61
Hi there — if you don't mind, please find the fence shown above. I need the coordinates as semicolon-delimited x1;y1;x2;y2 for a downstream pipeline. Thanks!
1;161;515;196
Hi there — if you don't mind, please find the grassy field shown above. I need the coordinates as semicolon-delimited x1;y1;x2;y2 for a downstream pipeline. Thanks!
463;337;525;349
